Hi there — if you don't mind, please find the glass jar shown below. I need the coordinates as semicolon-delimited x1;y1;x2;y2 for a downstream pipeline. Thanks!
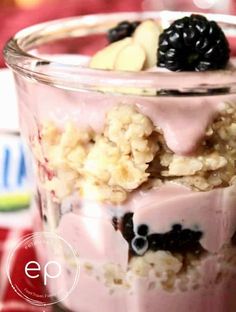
4;11;236;312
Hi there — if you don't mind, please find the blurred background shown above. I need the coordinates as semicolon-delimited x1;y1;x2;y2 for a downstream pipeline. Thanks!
0;0;234;67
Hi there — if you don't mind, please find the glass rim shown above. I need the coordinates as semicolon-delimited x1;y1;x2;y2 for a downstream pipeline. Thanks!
4;10;236;94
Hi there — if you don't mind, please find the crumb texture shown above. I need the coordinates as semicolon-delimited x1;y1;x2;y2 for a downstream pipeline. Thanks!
82;245;236;293
33;102;236;203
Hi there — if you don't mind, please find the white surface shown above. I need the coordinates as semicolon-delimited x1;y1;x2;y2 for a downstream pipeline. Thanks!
0;207;32;229
0;69;19;132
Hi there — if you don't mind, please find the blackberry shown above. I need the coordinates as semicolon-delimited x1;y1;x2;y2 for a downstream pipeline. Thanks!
158;14;230;71
148;224;203;253
147;233;163;251
120;214;203;256
231;231;236;246
137;224;149;236
121;213;135;242
158;87;229;96
108;21;140;43
131;236;148;255
172;224;182;231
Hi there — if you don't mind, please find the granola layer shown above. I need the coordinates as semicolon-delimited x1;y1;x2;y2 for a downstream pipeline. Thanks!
34;102;236;205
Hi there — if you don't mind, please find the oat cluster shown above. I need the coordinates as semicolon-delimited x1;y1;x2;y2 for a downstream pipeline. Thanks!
82;245;236;292
34;105;157;203
33;102;236;203
96;250;201;292
151;102;236;191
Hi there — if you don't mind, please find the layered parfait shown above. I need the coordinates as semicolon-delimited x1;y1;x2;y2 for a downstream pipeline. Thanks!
18;13;236;312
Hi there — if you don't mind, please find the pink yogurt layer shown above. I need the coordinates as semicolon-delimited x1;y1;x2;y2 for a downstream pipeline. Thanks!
58;183;236;255
127;183;236;253
15;68;232;156
58;211;129;268
55;183;236;312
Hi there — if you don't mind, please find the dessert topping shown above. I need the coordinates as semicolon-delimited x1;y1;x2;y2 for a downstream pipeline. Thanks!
90;19;162;71
121;214;203;256
89;37;132;70
158;14;230;71
114;42;146;71
133;19;163;68
108;20;140;43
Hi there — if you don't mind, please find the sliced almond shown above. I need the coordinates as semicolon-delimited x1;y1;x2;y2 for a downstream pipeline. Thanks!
133;20;162;69
89;37;132;70
114;43;146;71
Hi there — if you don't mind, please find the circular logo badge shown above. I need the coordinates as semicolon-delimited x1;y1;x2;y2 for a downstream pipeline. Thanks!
7;232;80;306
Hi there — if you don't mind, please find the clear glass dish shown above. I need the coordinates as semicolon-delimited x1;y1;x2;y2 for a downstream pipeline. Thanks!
4;11;236;312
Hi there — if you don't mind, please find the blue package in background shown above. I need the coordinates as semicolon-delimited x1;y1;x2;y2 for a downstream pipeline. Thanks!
0;68;31;211
0;132;31;211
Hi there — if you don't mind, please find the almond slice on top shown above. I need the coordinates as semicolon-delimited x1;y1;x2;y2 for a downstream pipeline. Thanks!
114;43;146;71
133;20;163;69
89;37;132;70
